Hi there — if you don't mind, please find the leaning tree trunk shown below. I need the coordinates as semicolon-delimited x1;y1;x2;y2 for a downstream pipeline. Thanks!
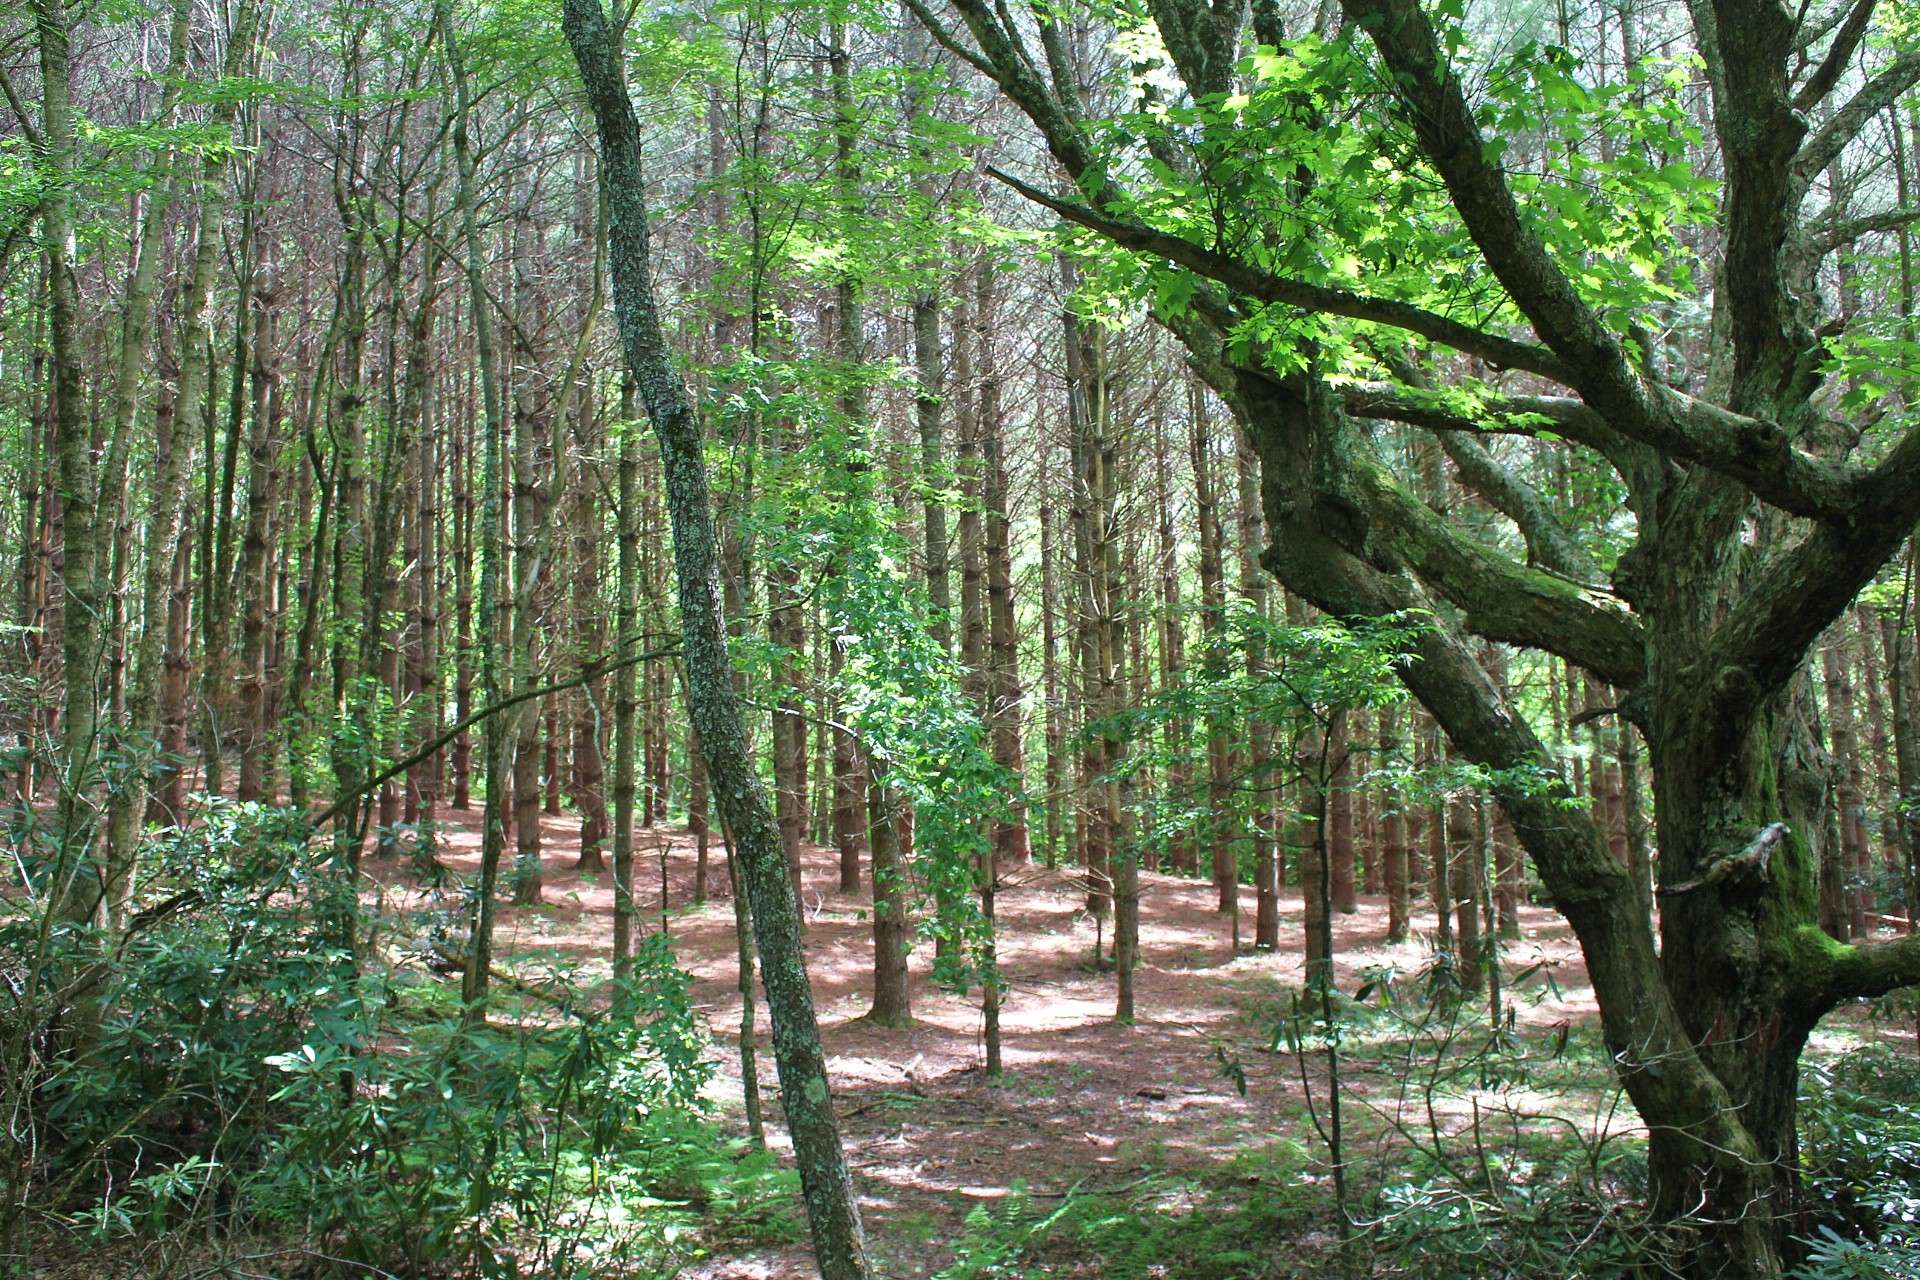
561;7;872;1275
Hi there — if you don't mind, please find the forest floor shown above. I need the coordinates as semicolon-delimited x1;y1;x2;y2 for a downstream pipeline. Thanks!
370;806;1897;1279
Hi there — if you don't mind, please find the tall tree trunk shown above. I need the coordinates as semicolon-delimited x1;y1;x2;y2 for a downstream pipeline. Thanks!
507;168;547;907
1064;298;1111;923
1039;461;1064;869
1380;705;1411;943
1154;409;1191;876
1823;637;1869;937
238;259;285;805
562;9;872;1272
1857;608;1895;879
978;270;1030;869
612;377;641;974
571;419;610;873
865;768;913;1027
452;382;474;811
440;0;514;1018
1240;446;1279;950
36;0;108;928
1329;713;1357;914
1190;390;1236;923
1883;587;1920;929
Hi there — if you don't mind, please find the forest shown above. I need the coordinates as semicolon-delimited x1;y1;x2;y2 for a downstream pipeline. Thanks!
7;0;1920;1274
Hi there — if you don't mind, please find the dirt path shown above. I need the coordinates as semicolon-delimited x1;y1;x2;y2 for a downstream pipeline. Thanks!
371;805;1599;1277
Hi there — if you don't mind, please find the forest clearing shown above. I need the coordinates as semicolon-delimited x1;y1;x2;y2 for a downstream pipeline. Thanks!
11;0;1920;1274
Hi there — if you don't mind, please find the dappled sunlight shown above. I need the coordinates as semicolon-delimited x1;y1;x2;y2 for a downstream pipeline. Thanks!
365;802;1617;1277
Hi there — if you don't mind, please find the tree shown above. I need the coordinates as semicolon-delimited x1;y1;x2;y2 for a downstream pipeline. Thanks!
559;4;872;1276
906;0;1920;1268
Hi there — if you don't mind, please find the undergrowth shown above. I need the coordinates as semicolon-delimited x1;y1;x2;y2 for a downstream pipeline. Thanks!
1;799;797;1278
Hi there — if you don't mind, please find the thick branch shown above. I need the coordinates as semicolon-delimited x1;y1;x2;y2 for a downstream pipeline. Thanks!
1810;927;1920;1007
1790;0;1875;110
1098;172;1854;513
989;166;1575;382
1702;448;1920;753
1436;432;1604;581
1358;461;1645;687
1808;202;1920;252
1340;0;1666;424
1250;511;1756;1186
1793;47;1920;196
905;0;1098;183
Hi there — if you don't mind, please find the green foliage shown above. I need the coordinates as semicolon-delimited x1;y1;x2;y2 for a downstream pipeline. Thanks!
1068;21;1714;389
1276;954;1685;1277
711;333;1014;989
3;802;760;1277
252;949;720;1277
1117;603;1420;873
807;404;1015;987
21;800;348;1193
1795;1225;1920;1280
1796;1047;1920;1276
931;1168;1318;1280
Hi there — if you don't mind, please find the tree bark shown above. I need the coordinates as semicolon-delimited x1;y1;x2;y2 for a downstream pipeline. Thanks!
562;8;872;1272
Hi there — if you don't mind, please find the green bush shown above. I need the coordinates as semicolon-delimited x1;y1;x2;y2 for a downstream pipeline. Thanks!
251;943;720;1277
14;800;342;1228
1795;1046;1920;1279
3;800;773;1277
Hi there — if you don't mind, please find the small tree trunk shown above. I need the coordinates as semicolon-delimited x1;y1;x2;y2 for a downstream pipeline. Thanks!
611;385;641;970
1329;715;1357;913
1823;637;1869;937
1039;483;1064;868
689;727;711;904
1381;706;1410;943
1243;460;1279;951
865;769;913;1027
725;827;766;1146
1189;390;1235;918
830;643;865;893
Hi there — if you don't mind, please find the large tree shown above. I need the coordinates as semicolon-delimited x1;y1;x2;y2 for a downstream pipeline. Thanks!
905;0;1920;1269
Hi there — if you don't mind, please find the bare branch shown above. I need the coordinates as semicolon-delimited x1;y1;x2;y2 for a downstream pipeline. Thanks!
1794;47;1920;195
1791;0;1875;110
1807;201;1920;252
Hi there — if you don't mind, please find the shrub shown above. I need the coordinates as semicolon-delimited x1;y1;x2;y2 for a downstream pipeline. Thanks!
1794;1045;1920;1279
3;800;766;1277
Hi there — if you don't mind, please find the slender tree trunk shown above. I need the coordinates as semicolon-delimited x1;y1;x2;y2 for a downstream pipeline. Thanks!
1240;448;1280;950
1883;589;1920;929
830;637;867;893
1329;713;1357;914
1190;391;1236;923
452;385;474;810
689;728;712;904
1154;410;1191;876
563;10;871;1270
1381;705;1410;943
612;382;642;970
238;263;284;805
1858;608;1895;878
37;0;108;928
1823;638;1868;937
1064;299;1111;924
441;0;514;1018
865;767;913;1027
977;271;1031;869
1039;468;1064;869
